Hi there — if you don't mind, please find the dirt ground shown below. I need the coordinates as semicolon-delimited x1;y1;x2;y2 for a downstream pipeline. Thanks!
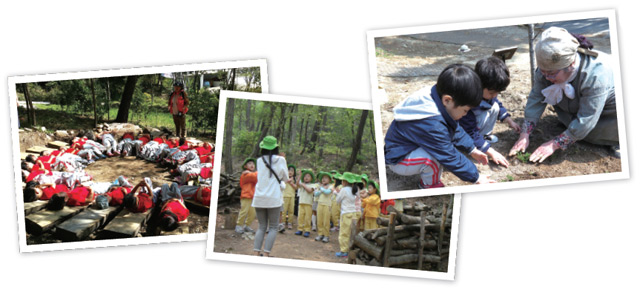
212;195;453;272
19;131;212;243
374;25;621;192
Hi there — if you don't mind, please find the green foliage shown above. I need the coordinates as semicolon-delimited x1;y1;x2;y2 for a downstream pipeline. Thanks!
232;130;261;156
516;151;532;163
376;47;393;58
188;89;220;134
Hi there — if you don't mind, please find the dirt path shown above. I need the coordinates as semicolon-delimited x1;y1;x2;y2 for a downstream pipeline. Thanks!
213;195;452;272
213;206;348;263
374;24;621;192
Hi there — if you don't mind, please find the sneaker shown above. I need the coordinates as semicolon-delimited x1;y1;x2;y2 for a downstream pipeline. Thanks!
322;236;329;243
330;226;338;232
419;180;445;189
295;230;303;235
235;225;244;234
243;226;254;233
277;223;286;233
287;224;293;230
610;145;621;159
315;235;324;241
335;252;348;257
484;134;499;143
303;232;310;238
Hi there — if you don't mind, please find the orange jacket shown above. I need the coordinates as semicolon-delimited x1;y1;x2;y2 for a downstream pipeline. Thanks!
239;171;258;199
361;194;381;218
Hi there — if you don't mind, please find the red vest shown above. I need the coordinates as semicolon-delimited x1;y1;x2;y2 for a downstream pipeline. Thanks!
162;200;190;222
168;91;188;114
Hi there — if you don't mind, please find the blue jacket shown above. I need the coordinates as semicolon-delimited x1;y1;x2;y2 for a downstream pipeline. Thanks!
384;86;479;183
459;97;510;153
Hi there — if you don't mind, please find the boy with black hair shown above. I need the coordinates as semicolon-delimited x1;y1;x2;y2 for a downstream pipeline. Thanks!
384;64;495;189
459;56;520;168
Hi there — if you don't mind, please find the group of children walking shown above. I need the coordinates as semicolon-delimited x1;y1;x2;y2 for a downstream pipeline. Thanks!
235;158;399;258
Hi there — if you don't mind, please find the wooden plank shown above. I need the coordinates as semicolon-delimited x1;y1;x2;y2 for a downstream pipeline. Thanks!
25;206;88;235
20;152;30;160
24;200;48;215
100;208;153;238
383;212;396;267
184;199;209;215
47;141;69;149
26;146;50;154
55;206;122;241
418;211;426;270
159;219;190;236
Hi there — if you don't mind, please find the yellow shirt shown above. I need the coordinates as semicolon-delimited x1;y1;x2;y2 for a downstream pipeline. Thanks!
283;182;296;198
316;184;333;206
298;182;316;205
361;194;381;218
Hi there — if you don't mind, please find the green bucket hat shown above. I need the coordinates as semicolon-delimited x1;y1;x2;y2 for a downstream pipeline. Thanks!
300;169;315;183
317;171;332;183
287;164;297;172
259;136;278;150
360;174;370;185
367;180;380;193
242;158;256;169
329;170;338;175
333;173;343;180
341;172;359;184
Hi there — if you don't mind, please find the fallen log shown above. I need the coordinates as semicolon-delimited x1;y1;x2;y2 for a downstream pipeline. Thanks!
374;230;411;246
353;233;383;261
25;205;88;235
382;212;396;267
376;216;399;227
388;254;441;266
394;236;438;250
56;206;122;241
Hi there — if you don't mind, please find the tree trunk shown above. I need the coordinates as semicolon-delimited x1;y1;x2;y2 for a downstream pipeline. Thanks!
250;103;275;158
22;83;36;126
89;79;97;127
288;104;297;148
318;107;329;158
368;111;375;144
246;100;252;130
106;79;111;121
224;98;235;174
346;110;368;171
115;76;139;123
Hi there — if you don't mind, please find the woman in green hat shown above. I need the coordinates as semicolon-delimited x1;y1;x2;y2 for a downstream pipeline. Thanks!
251;136;289;257
334;172;360;257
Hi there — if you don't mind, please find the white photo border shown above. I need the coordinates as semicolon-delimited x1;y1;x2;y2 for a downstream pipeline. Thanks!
205;90;462;280
367;10;629;199
10;59;269;253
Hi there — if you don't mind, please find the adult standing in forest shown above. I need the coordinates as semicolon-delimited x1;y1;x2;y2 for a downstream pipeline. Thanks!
168;81;190;139
252;136;288;257
509;26;619;161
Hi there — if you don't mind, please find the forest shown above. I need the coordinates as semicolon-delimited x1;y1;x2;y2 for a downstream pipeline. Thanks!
16;67;262;137
221;98;379;177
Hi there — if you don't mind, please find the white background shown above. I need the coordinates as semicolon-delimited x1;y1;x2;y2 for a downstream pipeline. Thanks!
2;1;638;289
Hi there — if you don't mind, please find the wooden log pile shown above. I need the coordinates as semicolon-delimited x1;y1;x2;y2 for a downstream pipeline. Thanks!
217;172;241;207
348;199;454;271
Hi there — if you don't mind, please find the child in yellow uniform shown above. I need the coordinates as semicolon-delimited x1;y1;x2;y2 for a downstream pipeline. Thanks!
314;171;333;243
281;164;297;230
355;174;369;231
335;172;359;257
360;179;381;230
295;169;315;238
330;171;342;232
236;158;258;234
